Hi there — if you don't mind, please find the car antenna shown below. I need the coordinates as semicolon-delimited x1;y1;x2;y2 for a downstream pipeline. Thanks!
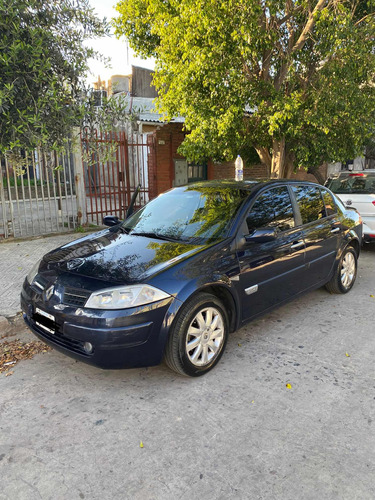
126;184;141;218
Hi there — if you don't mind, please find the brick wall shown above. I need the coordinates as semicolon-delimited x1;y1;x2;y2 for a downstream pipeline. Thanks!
151;129;328;197
208;160;267;180
208;159;326;183
290;164;327;183
153;123;185;195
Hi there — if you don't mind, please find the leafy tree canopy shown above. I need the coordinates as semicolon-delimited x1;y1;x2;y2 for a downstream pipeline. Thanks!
114;0;375;178
0;0;109;153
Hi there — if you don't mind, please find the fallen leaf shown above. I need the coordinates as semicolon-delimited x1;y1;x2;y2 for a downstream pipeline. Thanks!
370;295;374;298
0;339;52;373
345;352;350;357
286;383;292;389
5;371;13;377
140;441;144;448
238;343;242;347
251;400;255;404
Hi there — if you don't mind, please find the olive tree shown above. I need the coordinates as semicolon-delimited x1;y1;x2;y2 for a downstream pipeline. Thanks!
0;0;109;153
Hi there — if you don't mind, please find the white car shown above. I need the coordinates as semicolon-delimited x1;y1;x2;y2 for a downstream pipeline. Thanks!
326;170;375;243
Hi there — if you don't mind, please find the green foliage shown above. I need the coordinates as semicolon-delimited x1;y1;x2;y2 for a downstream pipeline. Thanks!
0;0;109;153
114;0;375;177
81;93;134;167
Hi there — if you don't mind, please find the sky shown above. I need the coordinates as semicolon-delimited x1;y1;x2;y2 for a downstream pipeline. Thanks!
86;0;155;86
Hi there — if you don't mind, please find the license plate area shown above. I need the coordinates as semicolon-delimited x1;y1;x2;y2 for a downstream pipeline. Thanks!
33;307;56;334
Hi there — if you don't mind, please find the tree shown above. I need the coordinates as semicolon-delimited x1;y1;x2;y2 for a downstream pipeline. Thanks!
0;0;109;153
114;0;375;179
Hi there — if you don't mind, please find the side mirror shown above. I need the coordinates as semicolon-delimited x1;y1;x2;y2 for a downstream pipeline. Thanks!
245;227;277;244
103;215;121;227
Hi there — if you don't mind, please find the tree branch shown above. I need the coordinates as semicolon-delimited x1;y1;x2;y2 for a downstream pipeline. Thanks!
275;0;328;90
292;0;328;54
354;13;375;26
276;6;303;27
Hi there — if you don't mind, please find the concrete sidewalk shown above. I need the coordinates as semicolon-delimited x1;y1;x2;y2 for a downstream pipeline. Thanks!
0;233;82;320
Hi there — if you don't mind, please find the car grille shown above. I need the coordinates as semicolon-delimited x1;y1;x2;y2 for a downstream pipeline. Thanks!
63;287;91;307
30;315;91;357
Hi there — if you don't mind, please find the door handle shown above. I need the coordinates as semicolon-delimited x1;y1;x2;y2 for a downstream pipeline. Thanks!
331;227;340;234
290;240;304;250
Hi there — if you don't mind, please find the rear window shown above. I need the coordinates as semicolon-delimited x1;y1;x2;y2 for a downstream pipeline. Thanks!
320;188;337;216
292;185;325;224
326;173;375;194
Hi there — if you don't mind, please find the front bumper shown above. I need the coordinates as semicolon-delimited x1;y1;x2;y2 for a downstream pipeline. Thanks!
21;280;179;369
363;220;375;242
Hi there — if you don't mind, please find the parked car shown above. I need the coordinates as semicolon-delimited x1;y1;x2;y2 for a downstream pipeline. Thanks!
21;180;362;377
325;170;375;243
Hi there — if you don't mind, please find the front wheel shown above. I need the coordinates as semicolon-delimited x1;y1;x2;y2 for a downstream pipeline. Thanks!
164;293;229;377
326;246;357;294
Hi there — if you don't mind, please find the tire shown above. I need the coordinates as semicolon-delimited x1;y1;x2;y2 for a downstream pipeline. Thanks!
325;246;357;294
164;293;229;377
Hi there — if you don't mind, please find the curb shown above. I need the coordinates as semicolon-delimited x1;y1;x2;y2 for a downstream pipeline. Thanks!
0;313;23;337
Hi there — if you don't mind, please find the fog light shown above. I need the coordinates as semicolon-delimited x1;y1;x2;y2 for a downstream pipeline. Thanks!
83;342;93;354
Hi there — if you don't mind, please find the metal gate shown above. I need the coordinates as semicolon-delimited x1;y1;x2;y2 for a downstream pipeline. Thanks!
0;147;78;239
0;130;157;240
80;129;156;226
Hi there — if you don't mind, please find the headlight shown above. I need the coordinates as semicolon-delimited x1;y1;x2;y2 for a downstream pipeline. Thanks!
27;258;42;284
85;285;171;309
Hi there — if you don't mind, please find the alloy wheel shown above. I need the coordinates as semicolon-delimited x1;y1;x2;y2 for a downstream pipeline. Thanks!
341;251;356;288
185;307;225;367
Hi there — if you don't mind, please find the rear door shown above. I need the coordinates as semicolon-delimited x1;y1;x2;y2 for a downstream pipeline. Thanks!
237;185;306;321
290;185;341;288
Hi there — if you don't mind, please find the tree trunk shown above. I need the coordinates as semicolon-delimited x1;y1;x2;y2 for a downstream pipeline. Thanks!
255;146;272;177
281;149;295;178
271;137;286;178
307;165;325;185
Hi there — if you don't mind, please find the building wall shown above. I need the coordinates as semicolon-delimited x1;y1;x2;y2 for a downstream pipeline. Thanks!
132;66;158;98
208;160;327;183
152;129;328;196
153;123;186;194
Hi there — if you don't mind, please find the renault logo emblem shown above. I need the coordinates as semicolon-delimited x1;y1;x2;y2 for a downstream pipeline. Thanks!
45;285;54;301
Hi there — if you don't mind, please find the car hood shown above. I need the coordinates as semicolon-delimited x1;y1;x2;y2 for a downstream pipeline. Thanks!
42;228;207;283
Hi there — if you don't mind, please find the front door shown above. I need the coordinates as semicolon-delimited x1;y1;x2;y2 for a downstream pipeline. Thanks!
237;186;306;322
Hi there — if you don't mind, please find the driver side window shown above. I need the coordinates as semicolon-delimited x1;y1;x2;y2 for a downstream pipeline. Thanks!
246;186;295;234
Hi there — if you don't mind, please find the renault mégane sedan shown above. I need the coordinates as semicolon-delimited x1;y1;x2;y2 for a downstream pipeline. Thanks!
21;180;362;376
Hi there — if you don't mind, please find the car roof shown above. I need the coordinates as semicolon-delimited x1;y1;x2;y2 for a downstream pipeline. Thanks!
186;178;322;192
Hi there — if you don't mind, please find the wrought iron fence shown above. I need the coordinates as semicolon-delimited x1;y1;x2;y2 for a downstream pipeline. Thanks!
0;129;157;240
80;129;156;226
0;147;78;239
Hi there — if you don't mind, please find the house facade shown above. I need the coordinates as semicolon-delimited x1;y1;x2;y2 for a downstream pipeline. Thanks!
104;66;332;197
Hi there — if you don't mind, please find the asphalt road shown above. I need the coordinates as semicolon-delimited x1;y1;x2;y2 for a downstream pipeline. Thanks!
1;245;374;500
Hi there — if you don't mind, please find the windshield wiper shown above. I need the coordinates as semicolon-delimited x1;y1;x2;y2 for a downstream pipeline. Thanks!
130;231;181;242
113;225;130;234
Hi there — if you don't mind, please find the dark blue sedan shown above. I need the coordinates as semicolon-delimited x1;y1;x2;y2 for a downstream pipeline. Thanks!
21;180;362;376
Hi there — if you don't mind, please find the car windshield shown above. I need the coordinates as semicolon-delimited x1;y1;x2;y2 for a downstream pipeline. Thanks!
326;173;375;194
122;185;249;243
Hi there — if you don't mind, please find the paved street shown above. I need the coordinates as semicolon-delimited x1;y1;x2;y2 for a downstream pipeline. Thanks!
0;241;374;499
0;233;81;317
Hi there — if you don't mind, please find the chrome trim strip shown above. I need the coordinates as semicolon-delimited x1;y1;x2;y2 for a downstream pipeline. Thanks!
245;284;258;295
35;321;55;335
33;280;44;291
